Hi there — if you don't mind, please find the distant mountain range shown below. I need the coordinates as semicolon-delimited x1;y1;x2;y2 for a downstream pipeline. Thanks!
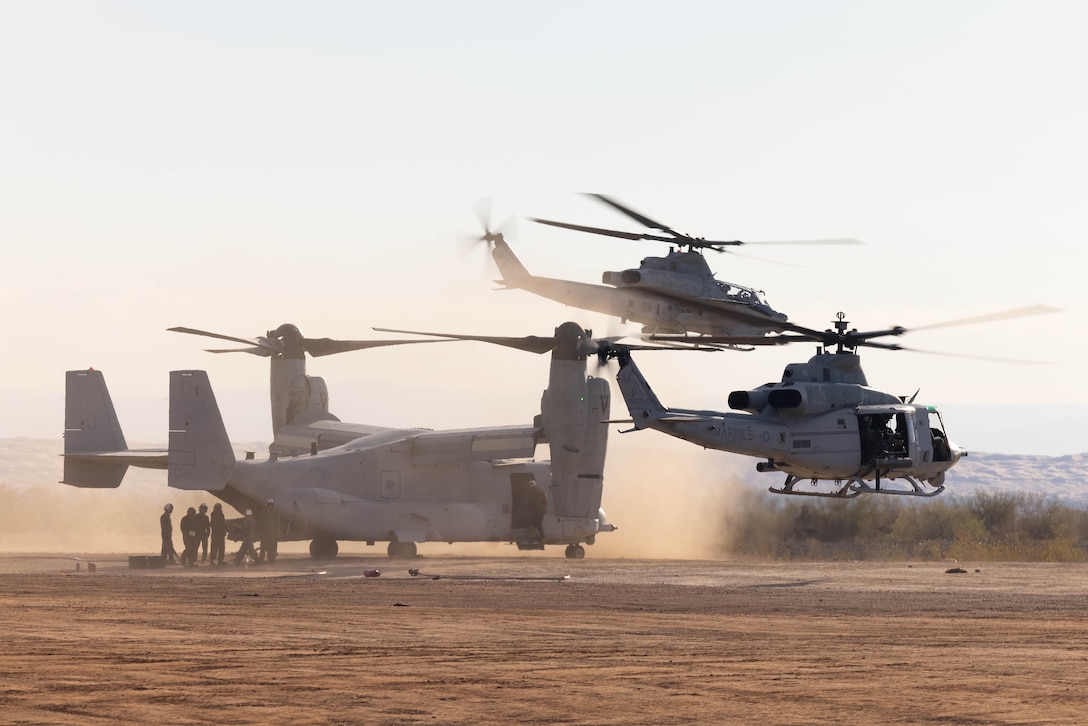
945;452;1088;507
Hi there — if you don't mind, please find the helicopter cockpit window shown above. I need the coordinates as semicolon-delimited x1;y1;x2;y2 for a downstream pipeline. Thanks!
928;408;952;462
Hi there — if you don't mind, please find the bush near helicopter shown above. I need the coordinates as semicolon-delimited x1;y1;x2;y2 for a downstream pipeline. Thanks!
61;322;615;559
593;307;1058;498
467;193;861;339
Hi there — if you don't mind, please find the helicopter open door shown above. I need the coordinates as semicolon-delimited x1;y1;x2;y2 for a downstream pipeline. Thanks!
856;404;918;469
856;403;954;470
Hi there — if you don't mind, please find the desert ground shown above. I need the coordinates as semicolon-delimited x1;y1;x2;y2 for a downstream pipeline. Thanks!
2;554;1087;725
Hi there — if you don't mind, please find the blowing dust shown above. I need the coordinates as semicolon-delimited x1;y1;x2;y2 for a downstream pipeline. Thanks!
589;436;754;559
1;437;764;560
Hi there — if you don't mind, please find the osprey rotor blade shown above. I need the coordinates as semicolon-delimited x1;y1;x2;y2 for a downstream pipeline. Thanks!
373;327;558;355
168;326;284;356
302;338;452;358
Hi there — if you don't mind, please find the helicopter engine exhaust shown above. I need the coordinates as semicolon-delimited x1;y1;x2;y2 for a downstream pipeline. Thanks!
767;389;803;409
728;388;770;414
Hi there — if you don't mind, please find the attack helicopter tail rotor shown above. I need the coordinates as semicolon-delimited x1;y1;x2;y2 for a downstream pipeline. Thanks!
459;197;515;252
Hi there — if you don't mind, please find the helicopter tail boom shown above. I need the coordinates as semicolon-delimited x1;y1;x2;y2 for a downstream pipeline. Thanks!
613;353;668;430
489;235;533;288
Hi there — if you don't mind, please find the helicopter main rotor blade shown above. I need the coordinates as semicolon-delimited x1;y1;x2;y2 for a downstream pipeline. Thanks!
302;338;451;358
739;238;865;246
528;217;671;243
651;333;819;347
586;193;678;235
905;305;1060;333
584;194;859;250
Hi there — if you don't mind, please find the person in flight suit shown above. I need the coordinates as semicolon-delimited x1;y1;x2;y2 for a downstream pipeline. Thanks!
259;499;280;564
195;503;211;564
179;506;200;566
160;503;177;565
527;480;548;542
234;509;259;566
209;503;227;566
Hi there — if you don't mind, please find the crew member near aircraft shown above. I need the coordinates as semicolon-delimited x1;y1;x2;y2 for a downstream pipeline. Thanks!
235;509;259;566
259;499;280;564
180;506;200;566
209;503;227;566
160;503;177;565
527;480;548;542
195;503;211;564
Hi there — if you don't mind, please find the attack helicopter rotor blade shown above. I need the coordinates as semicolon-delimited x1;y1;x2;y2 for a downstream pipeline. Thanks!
373;327;559;354
651;333;820;348
302;338;453;358
528;217;673;243
585;193;678;235
472;196;492;233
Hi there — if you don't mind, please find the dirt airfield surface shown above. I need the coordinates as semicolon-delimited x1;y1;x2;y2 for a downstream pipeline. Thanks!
2;554;1088;725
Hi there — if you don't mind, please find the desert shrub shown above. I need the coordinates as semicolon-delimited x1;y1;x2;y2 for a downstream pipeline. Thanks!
720;489;1088;562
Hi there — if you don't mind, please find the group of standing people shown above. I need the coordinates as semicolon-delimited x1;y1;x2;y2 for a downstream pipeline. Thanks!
159;501;228;566
159;499;278;567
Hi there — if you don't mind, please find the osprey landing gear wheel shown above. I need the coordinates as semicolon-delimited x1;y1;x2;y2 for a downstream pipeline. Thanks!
309;537;338;559
388;541;418;558
565;543;585;559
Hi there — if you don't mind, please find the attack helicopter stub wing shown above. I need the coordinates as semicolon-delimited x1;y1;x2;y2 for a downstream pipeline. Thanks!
62;369;167;488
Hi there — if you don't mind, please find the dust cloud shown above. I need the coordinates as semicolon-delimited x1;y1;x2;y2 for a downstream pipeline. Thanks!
1;437;765;560
590;435;753;559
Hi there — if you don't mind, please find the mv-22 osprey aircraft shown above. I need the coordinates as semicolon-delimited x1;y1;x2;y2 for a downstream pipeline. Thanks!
468;194;860;339
62;322;614;559
587;308;1054;499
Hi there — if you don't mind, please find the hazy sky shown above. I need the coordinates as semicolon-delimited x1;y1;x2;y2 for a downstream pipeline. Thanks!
2;2;1086;455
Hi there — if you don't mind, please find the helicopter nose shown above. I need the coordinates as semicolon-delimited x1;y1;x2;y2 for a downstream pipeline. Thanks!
948;441;968;465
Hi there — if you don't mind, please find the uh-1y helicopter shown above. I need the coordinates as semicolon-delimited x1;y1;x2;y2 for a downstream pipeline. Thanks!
468;193;860;339
61;322;615;559
594;307;1055;499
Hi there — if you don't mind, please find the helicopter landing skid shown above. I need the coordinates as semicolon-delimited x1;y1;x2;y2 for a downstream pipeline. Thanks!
769;475;946;499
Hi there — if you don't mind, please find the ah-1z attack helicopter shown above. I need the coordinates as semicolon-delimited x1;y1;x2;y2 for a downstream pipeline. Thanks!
470;194;859;338
62;322;615;559
595;307;1053;498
